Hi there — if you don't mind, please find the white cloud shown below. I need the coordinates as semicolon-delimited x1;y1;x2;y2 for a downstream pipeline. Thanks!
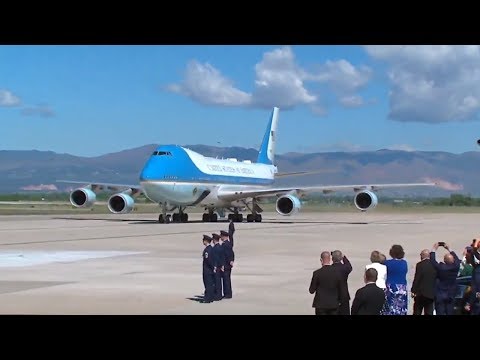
298;142;417;153
309;59;372;94
310;104;328;116
365;45;480;123
386;144;415;152
166;60;251;107
339;95;364;107
299;141;373;153
0;89;21;107
21;104;55;118
168;47;372;115
251;47;316;109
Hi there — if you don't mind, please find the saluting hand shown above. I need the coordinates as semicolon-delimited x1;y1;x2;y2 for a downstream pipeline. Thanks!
230;261;234;267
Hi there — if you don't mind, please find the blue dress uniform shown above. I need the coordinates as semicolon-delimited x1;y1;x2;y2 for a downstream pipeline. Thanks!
212;233;225;301
220;230;235;299
202;235;215;303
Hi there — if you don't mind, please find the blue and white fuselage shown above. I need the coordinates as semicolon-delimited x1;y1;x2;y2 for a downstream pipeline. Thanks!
61;106;436;223
140;146;276;208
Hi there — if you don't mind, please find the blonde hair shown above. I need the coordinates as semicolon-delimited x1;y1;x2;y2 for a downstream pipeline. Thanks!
370;250;382;263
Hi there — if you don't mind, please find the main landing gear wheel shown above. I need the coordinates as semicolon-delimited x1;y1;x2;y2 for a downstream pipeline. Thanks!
172;213;188;223
202;213;218;222
158;214;171;224
228;213;243;222
246;214;262;222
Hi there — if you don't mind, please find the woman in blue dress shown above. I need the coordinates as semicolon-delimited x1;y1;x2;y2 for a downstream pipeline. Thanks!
383;244;408;315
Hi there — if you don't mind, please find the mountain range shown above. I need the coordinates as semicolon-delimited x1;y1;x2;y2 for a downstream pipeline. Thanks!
0;144;476;196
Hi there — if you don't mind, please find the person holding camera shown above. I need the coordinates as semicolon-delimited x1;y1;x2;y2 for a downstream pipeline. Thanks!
430;242;460;315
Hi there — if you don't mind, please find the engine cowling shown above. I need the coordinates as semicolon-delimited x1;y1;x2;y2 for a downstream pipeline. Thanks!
354;190;378;211
276;194;302;216
70;188;96;208
108;193;135;214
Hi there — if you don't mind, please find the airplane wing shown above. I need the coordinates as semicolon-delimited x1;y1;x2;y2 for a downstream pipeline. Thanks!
217;182;436;202
56;180;143;195
274;169;335;178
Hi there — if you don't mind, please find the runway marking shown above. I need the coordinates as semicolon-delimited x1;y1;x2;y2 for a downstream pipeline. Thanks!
0;219;423;247
0;280;72;294
0;251;148;268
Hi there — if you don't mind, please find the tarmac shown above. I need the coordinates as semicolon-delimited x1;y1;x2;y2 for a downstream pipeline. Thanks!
0;211;475;315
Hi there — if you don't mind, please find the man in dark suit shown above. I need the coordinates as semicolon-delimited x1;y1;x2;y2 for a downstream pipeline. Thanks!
430;242;461;315
228;219;235;247
411;249;437;315
331;250;353;315
351;268;386;315
309;251;347;315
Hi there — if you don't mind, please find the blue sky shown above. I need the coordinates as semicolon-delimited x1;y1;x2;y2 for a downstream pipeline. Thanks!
1;45;480;157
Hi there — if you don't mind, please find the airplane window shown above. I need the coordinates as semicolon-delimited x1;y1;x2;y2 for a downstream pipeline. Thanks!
153;151;172;156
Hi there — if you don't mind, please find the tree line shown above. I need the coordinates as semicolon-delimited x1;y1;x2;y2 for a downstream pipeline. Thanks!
1;192;480;207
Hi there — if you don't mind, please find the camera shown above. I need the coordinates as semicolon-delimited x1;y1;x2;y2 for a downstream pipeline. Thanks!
438;242;446;247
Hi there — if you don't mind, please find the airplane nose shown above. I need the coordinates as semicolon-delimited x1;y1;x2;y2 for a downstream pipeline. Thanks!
140;162;155;181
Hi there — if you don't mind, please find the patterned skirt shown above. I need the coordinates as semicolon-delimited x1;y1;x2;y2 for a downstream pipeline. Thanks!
381;283;408;315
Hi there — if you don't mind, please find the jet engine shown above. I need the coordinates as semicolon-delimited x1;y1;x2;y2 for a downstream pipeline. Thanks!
70;188;96;208
353;190;378;211
276;194;302;216
108;193;135;214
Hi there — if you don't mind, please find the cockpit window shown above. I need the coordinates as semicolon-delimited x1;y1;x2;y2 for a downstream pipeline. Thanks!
152;151;172;156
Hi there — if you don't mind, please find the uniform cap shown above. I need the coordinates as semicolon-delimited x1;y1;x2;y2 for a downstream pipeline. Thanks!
203;234;212;242
220;230;229;237
212;233;220;240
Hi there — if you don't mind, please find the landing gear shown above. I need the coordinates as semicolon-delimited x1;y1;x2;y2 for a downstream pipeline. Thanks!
246;213;262;222
202;209;218;222
172;213;188;223
246;199;262;222
158;204;189;223
228;213;243;222
172;207;188;223
158;214;171;224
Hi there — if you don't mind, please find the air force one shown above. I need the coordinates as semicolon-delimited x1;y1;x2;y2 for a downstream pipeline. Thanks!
59;107;436;223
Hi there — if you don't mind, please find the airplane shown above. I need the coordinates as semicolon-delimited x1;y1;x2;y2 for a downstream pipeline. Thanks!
58;107;436;223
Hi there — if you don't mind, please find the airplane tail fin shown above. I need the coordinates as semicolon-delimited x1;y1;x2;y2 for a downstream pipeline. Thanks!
256;107;279;165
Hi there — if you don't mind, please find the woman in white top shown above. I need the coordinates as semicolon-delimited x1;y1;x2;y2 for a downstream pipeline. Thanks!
365;250;387;289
